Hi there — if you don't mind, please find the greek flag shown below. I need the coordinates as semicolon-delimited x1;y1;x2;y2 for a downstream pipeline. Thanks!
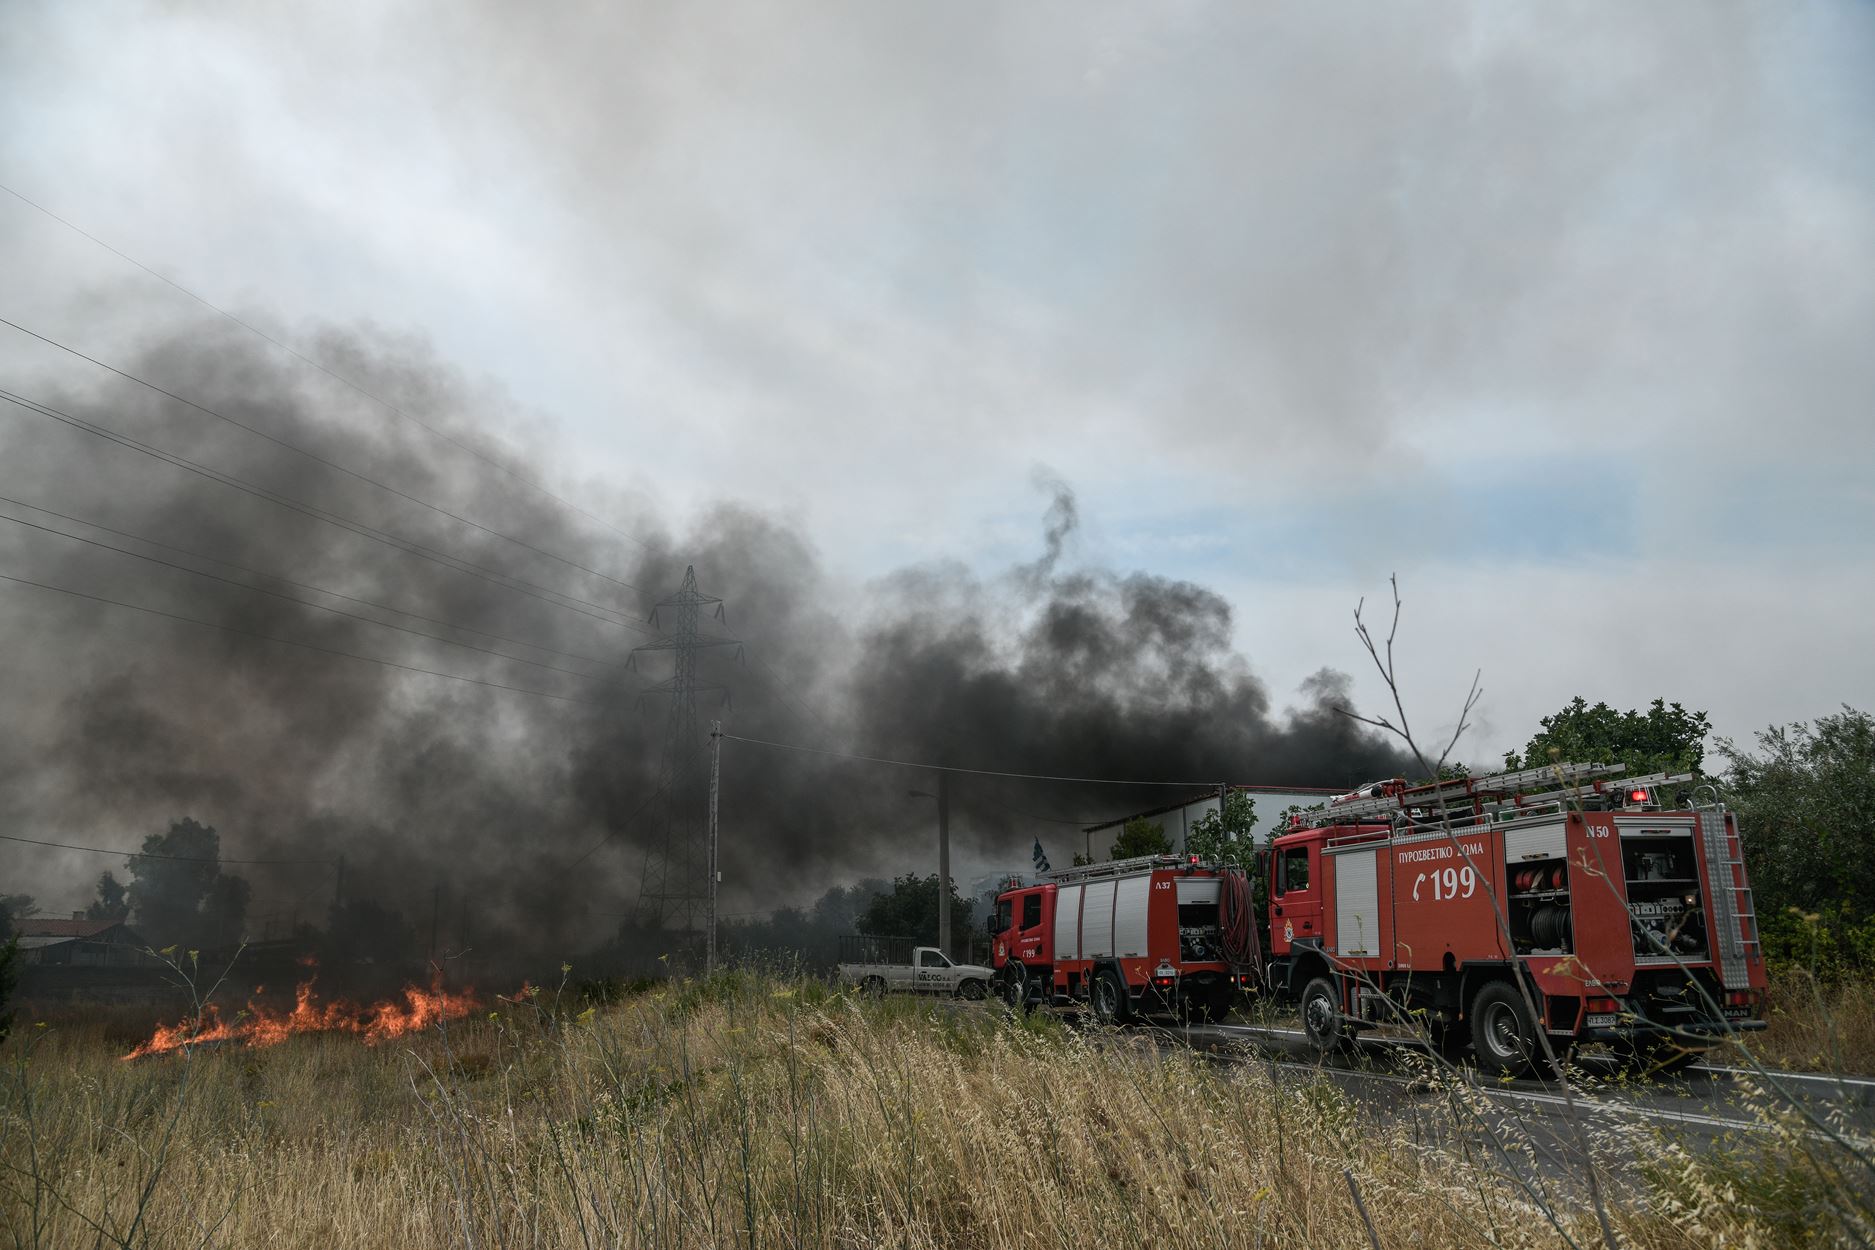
1032;838;1050;874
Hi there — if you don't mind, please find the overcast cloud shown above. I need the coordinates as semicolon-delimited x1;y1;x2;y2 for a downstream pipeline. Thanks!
2;3;1872;912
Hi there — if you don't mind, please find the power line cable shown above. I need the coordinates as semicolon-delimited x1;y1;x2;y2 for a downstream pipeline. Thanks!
721;731;1347;791
0;832;333;866
0;508;603;681
0;493;611;667
0;316;648;597
0;569;608;707
0;179;651;552
0;387;657;637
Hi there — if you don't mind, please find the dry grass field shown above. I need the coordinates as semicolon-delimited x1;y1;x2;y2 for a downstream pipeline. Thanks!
3;971;1869;1249
1749;974;1875;1078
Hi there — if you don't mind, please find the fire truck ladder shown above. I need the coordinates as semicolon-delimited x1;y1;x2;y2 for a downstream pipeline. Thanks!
1295;762;1629;830
1695;788;1759;990
1043;853;1193;884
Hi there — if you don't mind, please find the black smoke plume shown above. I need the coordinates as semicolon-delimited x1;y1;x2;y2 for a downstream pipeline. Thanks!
0;317;1409;977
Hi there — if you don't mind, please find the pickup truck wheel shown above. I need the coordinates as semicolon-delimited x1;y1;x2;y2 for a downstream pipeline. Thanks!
957;979;987;1001
1301;976;1348;1055
861;975;886;1000
1470;981;1538;1077
1091;969;1132;1026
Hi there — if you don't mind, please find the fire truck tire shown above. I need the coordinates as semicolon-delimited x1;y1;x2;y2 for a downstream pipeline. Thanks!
1000;964;1030;1014
1469;981;1538;1076
1186;992;1227;1025
1092;969;1132;1027
1300;976;1347;1055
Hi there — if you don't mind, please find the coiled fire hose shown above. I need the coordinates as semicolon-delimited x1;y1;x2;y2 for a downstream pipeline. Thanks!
1219;868;1263;987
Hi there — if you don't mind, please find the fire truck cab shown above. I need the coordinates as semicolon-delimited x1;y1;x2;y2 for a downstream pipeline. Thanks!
991;856;1256;1024
1265;764;1767;1075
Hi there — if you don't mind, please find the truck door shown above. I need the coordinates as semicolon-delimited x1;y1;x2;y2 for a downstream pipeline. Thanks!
1017;891;1047;964
1272;839;1323;952
916;947;952;993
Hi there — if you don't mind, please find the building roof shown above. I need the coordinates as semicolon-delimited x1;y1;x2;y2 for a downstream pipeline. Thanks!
14;916;120;939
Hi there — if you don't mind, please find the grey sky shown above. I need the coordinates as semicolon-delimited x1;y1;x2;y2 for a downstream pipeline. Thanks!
3;0;1871;777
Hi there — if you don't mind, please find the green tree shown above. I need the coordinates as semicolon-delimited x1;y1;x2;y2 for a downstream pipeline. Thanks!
856;874;970;952
86;872;129;923
1185;792;1259;868
1717;706;1875;979
1504;696;1710;777
1110;818;1171;860
0;895;33;930
1266;803;1323;841
0;934;15;1045
0;897;23;1044
127;818;250;949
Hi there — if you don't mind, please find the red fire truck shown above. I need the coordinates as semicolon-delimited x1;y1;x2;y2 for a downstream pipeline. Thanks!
1265;763;1767;1074
990;855;1260;1024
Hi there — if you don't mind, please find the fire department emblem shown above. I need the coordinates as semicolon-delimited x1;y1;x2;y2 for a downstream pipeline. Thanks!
1283;921;1294;942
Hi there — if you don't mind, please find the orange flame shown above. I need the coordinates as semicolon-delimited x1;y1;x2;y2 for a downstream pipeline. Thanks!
123;975;478;1060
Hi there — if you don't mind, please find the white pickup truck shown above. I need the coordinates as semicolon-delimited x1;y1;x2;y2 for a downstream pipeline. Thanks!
836;935;993;999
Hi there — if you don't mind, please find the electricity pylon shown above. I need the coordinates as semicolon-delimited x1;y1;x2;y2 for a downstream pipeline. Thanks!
630;565;740;931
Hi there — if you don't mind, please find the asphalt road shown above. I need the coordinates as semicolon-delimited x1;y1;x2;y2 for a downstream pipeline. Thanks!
1148;1020;1875;1193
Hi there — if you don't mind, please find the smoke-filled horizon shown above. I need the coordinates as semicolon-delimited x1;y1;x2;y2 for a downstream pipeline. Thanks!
0;316;1411;959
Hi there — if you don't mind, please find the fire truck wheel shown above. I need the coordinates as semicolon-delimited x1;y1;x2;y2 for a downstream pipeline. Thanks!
1000;964;1030;1014
1470;982;1538;1076
1300;976;1347;1054
1092;969;1132;1026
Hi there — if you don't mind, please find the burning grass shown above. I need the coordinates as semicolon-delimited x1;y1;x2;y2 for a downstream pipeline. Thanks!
3;971;1868;1248
121;976;480;1059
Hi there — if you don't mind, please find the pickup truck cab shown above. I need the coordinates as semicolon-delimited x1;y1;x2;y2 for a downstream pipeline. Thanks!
837;935;993;999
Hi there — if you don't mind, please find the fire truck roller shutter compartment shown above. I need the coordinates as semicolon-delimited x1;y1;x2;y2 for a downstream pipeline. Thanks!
1332;848;1382;958
1054;883;1084;961
1504;821;1568;863
1176;878;1221;904
1114;875;1150;958
1082;880;1116;959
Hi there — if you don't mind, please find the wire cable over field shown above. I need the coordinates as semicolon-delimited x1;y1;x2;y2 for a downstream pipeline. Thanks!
719;731;1344;792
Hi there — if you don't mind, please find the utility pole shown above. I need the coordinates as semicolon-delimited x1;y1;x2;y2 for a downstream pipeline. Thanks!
937;771;951;959
632;566;740;939
706;719;722;975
